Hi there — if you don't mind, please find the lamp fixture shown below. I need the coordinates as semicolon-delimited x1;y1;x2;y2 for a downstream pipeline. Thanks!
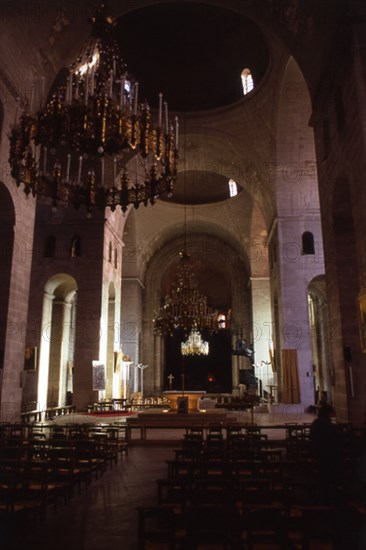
8;4;179;216
153;251;219;339
181;325;209;356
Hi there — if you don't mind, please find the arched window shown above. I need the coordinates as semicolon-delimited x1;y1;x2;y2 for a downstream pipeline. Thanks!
302;231;315;255
44;235;56;258
228;179;238;198
70;235;81;257
241;68;254;96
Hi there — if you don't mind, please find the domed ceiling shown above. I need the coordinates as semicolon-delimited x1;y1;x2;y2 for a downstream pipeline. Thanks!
162;170;242;205
116;2;270;112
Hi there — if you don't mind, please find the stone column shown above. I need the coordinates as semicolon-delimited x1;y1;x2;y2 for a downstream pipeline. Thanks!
250;277;273;395
37;291;55;412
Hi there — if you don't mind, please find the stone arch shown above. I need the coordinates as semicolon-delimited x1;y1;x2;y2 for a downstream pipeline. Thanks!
142;232;251;395
37;273;78;410
271;55;324;409
308;275;333;405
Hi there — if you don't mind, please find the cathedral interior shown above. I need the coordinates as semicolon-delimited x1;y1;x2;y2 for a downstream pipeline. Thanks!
1;0;366;547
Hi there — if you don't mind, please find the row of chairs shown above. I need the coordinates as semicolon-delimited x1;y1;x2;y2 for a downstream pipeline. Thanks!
0;422;128;535
137;428;365;549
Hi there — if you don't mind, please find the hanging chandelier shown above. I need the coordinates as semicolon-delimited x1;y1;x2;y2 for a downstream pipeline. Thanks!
181;326;209;356
153;251;219;338
8;4;179;216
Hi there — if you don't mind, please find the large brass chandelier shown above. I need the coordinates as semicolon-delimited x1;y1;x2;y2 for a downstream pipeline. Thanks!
8;5;178;216
153;251;219;339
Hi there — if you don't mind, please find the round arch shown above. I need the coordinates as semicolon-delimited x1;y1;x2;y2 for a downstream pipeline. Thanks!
142;232;252;395
38;273;78;410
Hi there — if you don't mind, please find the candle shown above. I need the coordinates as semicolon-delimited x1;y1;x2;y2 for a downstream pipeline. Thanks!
134;82;139;115
90;66;95;96
66;153;71;182
120;76;125;110
85;73;89;105
29;83;35;113
101;157;105;187
175;116;179;149
41;77;45;105
78;155;83;184
164;101;168;134
158;93;163;128
109;69;113;98
14;97;19;127
65;76;70;105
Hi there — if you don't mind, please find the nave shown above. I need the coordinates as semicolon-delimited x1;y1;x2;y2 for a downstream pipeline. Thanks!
3;418;366;550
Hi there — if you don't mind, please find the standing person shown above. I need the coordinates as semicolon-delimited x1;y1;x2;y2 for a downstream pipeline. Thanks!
310;403;342;502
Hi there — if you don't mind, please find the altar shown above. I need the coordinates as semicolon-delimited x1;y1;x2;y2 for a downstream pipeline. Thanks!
162;391;206;412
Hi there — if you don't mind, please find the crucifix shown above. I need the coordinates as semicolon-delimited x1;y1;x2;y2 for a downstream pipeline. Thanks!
167;373;174;390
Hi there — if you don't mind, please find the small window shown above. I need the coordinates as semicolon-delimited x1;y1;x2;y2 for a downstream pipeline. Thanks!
70;235;81;257
241;68;254;96
108;242;112;263
302;231;315;255
44;235;56;258
228;179;238;198
114;249;118;269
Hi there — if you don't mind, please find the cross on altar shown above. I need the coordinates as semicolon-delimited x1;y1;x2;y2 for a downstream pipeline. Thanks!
168;373;174;390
